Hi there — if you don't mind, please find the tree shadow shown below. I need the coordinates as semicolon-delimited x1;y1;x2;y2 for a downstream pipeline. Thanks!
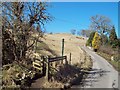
80;68;111;87
84;68;110;76
52;64;84;85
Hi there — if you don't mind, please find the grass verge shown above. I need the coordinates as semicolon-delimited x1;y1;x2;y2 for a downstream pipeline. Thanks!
97;51;120;71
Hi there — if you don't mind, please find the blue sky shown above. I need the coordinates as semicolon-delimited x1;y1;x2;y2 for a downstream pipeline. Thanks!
44;2;119;37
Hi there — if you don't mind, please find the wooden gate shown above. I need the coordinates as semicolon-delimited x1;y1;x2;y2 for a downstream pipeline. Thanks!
32;55;68;81
32;56;46;75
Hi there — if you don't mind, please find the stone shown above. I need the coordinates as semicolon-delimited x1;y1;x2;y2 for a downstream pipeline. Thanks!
64;83;71;89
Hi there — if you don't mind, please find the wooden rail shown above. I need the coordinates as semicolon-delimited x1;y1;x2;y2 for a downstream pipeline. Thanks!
48;56;67;62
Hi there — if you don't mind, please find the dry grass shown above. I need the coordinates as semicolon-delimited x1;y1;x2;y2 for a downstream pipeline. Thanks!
42;33;87;65
31;33;92;88
98;45;120;71
43;81;64;88
2;33;92;88
42;33;92;88
98;51;120;71
99;45;118;56
36;41;58;56
0;38;2;67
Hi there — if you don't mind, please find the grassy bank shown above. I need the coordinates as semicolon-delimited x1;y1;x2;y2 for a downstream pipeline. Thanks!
41;47;93;88
2;33;92;88
97;51;120;71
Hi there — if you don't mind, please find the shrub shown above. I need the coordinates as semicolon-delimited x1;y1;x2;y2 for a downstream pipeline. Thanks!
92;32;101;51
101;34;108;45
114;54;120;62
86;31;95;46
50;32;53;34
109;26;118;48
70;29;76;35
99;45;117;56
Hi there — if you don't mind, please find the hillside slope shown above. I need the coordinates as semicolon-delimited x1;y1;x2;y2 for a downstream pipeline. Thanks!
31;33;92;88
42;33;88;66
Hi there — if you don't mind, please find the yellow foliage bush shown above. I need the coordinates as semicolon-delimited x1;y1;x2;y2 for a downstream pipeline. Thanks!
92;32;101;50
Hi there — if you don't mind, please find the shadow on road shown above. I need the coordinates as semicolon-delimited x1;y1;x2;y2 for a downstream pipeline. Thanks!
80;68;110;87
85;68;110;75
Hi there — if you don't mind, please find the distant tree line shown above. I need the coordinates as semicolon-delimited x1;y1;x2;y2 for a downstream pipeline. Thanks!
69;14;120;51
86;15;120;52
70;29;93;37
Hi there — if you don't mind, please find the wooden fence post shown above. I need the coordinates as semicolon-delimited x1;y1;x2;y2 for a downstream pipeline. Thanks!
61;39;64;64
65;56;68;65
45;56;50;81
69;53;71;65
62;39;64;56
42;56;46;76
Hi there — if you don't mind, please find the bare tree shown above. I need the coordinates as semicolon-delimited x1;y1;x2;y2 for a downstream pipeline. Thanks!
81;29;93;37
90;15;112;35
81;30;86;37
90;15;113;45
70;29;76;35
77;30;81;36
2;2;52;64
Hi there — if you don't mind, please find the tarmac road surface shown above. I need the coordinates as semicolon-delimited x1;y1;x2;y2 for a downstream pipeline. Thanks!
73;46;119;89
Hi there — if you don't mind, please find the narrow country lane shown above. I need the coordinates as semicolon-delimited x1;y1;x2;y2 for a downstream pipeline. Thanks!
75;46;118;88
